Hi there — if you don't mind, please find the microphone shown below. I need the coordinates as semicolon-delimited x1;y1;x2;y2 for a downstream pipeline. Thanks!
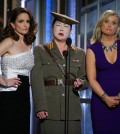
66;37;72;47
63;38;72;58
63;50;68;58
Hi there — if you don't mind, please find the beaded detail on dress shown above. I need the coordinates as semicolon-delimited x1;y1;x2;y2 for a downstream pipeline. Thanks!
1;51;34;76
0;51;34;91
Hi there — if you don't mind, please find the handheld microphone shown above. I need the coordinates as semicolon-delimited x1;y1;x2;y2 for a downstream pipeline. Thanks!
66;37;72;47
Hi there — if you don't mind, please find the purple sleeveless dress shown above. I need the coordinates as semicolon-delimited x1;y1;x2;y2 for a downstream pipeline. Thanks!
89;39;120;134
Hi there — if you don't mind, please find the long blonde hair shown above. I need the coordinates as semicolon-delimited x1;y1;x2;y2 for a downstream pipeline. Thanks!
90;10;120;44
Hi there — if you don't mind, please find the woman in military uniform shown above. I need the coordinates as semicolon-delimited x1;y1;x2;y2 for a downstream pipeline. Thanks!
31;12;88;134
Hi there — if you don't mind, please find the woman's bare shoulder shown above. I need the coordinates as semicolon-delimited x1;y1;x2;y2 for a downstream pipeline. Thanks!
0;37;14;46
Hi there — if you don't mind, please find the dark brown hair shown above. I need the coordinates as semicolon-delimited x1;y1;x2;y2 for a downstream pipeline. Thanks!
0;7;37;45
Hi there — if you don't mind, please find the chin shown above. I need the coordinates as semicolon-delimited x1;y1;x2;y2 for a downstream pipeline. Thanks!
57;38;66;42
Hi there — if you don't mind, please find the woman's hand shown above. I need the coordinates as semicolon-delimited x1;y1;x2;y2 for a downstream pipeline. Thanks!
5;77;21;87
73;78;82;90
104;95;120;108
37;111;48;119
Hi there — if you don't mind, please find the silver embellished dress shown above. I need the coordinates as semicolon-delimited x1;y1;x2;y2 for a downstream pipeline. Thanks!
0;51;34;134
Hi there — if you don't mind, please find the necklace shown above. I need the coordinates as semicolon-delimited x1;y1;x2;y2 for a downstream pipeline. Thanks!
102;41;117;51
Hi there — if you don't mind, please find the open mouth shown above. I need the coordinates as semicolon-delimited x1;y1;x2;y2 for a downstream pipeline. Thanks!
59;33;64;36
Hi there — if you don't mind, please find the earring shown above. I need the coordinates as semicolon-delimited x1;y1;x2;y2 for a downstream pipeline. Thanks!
116;28;120;34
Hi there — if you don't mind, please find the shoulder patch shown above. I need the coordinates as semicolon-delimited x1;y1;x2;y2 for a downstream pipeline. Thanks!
49;42;54;49
71;45;77;51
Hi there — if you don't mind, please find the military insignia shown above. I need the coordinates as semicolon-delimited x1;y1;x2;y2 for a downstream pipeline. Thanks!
62;18;66;22
49;42;54;49
73;59;79;62
71;45;77;51
73;57;79;62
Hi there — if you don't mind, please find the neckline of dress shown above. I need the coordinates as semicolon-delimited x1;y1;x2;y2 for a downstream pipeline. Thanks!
100;41;118;65
2;50;31;58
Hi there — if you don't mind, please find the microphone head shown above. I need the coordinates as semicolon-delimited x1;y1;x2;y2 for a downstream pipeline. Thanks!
66;38;72;46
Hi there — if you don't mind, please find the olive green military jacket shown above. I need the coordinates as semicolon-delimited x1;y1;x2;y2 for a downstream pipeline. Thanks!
31;40;88;120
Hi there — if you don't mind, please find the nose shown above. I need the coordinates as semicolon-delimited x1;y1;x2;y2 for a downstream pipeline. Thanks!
60;25;64;31
24;21;28;27
108;22;112;27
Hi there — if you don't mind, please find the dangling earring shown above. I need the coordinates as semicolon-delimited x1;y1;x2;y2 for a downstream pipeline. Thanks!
116;28;120;35
115;30;120;38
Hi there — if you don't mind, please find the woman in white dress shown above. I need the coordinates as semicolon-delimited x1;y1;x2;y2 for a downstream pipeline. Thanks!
0;7;37;134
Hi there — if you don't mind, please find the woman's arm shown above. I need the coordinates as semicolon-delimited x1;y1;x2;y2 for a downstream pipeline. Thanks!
86;48;105;96
0;38;21;87
86;48;119;107
0;38;14;56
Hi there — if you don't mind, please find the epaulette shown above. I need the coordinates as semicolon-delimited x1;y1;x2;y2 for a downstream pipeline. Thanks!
49;42;54;49
71;45;77;51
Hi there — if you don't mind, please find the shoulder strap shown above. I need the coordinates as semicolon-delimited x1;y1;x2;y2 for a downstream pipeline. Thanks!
43;45;65;77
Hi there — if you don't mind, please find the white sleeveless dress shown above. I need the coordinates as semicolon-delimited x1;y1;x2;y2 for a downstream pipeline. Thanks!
0;51;34;134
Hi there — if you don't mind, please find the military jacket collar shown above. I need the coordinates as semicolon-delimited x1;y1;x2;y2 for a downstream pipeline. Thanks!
48;40;77;60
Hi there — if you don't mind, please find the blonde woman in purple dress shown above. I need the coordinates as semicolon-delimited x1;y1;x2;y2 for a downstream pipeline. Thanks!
86;10;120;134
